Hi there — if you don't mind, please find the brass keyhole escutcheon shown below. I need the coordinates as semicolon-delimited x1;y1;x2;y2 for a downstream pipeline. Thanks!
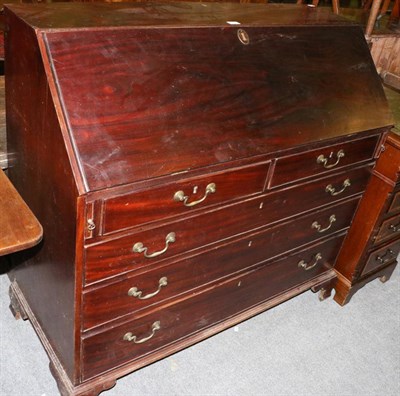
237;29;250;45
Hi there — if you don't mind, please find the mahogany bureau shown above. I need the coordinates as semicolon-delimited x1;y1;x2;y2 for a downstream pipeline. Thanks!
3;2;393;395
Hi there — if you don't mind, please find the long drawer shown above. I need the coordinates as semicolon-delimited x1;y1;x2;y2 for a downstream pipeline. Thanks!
82;198;359;330
82;234;344;380
85;165;371;284
102;162;270;235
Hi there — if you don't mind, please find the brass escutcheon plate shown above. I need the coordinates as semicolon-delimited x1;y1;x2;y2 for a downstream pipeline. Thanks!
237;29;250;45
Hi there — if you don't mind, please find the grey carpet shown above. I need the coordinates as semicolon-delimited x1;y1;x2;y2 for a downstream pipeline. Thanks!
0;266;399;396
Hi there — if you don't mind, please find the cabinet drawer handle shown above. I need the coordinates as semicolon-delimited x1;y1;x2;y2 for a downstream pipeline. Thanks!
317;149;345;169
133;232;176;259
376;249;396;264
298;253;322;271
389;223;400;233
173;183;216;207
128;277;168;300
312;214;336;233
123;321;161;344
325;179;351;196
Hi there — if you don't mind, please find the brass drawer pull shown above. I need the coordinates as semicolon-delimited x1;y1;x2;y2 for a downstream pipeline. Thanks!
133;232;176;259
376;249;396;264
389;223;400;233
312;214;336;233
325;179;351;196
298;253;322;271
173;183;216;207
123;321;161;344
317;149;345;169
128;277;168;300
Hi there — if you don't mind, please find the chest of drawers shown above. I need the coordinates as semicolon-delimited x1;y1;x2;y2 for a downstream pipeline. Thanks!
4;2;393;395
334;132;400;305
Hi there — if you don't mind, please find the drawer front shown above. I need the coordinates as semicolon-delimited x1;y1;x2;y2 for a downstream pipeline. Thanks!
82;235;344;380
85;166;371;284
388;190;400;215
271;135;379;187
361;240;400;277
374;214;400;245
102;162;270;235
82;198;359;330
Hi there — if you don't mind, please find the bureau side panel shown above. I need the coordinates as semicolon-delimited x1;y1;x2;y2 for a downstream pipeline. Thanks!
5;11;79;382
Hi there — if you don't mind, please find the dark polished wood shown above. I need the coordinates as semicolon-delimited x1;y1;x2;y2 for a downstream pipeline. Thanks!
83;199;359;330
102;161;270;235
5;9;80;382
270;134;380;187
3;2;393;395
4;2;362;30
85;166;371;284
45;23;391;192
334;132;400;305
82;235;344;380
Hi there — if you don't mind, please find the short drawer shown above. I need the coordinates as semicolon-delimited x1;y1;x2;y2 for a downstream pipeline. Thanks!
84;166;371;284
82;198;359;330
271;135;379;187
361;240;400;277
82;234;344;380
387;190;400;215
102;162;270;235
374;214;400;246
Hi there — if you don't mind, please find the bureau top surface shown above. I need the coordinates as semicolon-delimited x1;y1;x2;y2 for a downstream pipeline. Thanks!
6;3;394;193
7;2;354;29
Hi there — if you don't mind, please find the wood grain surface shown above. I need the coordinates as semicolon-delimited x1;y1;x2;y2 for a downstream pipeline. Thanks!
3;3;394;393
102;161;270;235
0;170;42;256
82;234;344;380
270;134;379;187
82;197;359;331
38;16;391;191
5;10;80;381
5;2;358;29
85;165;372;284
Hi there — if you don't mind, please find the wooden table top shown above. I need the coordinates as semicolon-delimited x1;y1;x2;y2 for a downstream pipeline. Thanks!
0;169;42;256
